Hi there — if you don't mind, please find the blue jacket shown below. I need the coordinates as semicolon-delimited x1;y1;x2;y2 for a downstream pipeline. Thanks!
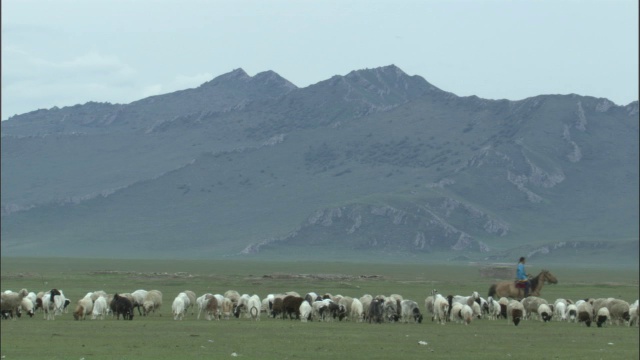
516;263;527;281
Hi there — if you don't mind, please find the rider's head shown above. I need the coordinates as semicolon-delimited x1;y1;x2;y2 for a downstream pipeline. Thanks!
519;257;525;263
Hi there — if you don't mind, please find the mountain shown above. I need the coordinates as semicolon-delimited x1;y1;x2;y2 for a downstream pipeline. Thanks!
1;65;638;266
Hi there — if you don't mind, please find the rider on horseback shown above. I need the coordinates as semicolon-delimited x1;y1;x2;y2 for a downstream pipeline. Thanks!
516;257;531;298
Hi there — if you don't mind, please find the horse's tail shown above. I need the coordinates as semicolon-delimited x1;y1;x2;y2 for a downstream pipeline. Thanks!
488;284;497;298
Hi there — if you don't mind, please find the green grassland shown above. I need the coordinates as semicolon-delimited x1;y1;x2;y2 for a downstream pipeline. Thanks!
1;257;638;359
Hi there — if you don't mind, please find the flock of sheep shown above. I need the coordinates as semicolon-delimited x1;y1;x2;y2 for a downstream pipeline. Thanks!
2;287;638;328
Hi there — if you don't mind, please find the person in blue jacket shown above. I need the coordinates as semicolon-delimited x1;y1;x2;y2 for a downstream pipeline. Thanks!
516;257;530;297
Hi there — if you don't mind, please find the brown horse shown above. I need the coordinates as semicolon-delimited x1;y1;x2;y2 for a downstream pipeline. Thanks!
487;270;558;300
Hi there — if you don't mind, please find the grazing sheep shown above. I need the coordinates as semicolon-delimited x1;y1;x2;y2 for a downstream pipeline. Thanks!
450;302;464;324
596;307;610;328
142;290;163;317
270;296;285;319
299;300;312;322
338;296;354;320
537;304;553;322
577;302;593;327
507;300;525;326
498;297;509;319
20;298;35;318
181;290;197;315
246;295;261;321
203;294;219;321
304;292;321;304
196;293;213;320
383;296;399;322
73;295;94;320
521;296;549;321
461;305;474;325
566;304;578;323
400;300;423;324
628;300;638;327
42;289;66;320
350;298;364;322
433;294;450;325
311;300;328;321
131;289;148;317
367;298;385;324
172;296;186;320
221;297;234;320
111;294;134;320
224;290;240;305
92;296;108;320
1;289;28;320
553;299;567;321
486;296;501;320
234;294;252;319
359;294;373;322
606;299;631;326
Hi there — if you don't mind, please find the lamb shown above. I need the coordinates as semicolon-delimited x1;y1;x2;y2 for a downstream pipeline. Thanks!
566;304;578;323
1;289;28;319
507;299;525;326
142;290;163;317
606;298;630;326
596;307;610;328
73;295;94;320
400;299;423;324
433;294;450;325
92;296;108;320
537;303;553;322
172;296;186;320
577;301;593;327
299;300;312;322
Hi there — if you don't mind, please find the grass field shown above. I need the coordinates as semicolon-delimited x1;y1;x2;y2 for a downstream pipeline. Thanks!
1;257;638;359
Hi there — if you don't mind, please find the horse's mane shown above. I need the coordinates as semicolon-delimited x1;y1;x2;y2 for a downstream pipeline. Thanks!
529;271;542;291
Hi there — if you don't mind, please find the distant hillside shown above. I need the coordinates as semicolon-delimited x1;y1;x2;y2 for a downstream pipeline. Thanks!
2;65;638;266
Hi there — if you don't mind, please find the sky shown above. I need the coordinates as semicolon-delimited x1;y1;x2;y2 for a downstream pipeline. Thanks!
1;0;638;121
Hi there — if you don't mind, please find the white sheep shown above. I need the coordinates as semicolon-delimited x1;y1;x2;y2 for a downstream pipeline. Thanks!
20;297;36;318
299;300;312;322
628;300;638;327
142;290;163;316
433;294;450;325
42;289;66;320
73;296;94;320
461;304;474;325
221;297;234;320
234;294;252;319
577;302;593;327
181;290;197;315
507;299;525;326
449;302;464;324
486;296;501;320
537;303;552;322
521;296;548;321
172;296;186;320
196;293;213;319
247;295;261;321
566;304;578;323
1;289;29;320
359;294;373;322
596;307;610;328
92;296;108;320
553;299;567;321
350;298;364;322
203;294;219;321
498;297;510;319
131;289;148;317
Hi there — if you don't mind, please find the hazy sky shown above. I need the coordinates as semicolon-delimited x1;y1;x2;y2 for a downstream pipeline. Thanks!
2;0;638;120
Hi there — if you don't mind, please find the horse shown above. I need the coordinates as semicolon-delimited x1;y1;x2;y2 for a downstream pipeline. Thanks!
487;270;558;300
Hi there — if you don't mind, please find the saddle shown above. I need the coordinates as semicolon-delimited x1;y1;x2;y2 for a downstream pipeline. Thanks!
515;280;527;289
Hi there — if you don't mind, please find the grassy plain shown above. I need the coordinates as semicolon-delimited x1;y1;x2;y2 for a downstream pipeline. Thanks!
1;257;638;359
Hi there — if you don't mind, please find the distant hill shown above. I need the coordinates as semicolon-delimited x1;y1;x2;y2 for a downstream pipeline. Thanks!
2;65;638;266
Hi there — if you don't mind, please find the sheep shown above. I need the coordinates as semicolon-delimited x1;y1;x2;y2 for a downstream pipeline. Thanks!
181;290;196;315
350;298;364;322
359;294;373;322
311;300;328;321
367;298;385;324
400;300;423;324
1;289;28;319
172;296;186;320
42;289;66;320
92;296;108;320
461;304;474;325
131;289;148;316
197;293;213;320
537;303;553;322
521;296;549;321
305;292;321;304
507;299;525;326
214;294;225;319
383;296;399;322
498;297;509;319
628;300;638;327
553;299;567;321
224;290;241;305
338;296;354;320
299;300;312;322
486;296;501;320
111;293;134;320
142;290;163;316
577;301;593;327
221;297;234;320
450;302;464;324
566;304;578;323
234;294;252;319
596;307;610;328
606;299;630;326
73;296;94;320
203;294;219;321
433;294;450;325
20;297;35;318
471;301;482;319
